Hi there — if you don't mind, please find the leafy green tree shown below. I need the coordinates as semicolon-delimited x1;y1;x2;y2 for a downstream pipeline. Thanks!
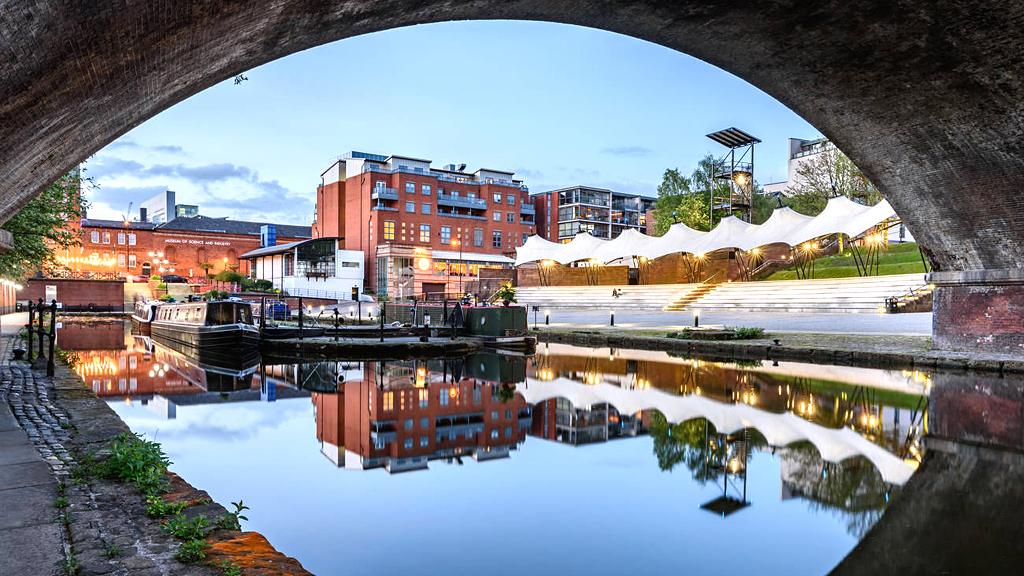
653;154;774;232
0;169;87;279
785;144;883;215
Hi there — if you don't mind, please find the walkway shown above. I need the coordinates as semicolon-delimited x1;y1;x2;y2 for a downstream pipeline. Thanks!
533;309;932;336
0;328;67;576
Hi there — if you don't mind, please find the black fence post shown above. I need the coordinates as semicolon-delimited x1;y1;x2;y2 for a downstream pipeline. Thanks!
36;298;44;360
379;301;385;343
47;300;56;376
259;296;266;338
357;300;361;324
334;308;339;341
298;297;304;339
26;301;34;361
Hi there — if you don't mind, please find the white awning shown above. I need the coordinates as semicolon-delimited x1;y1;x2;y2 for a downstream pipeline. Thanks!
514;197;899;266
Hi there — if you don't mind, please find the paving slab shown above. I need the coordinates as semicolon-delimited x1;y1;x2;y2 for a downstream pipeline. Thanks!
0;522;63;576
0;442;42;466
0;460;54;491
0;428;30;447
0;403;19;432
0;483;56;530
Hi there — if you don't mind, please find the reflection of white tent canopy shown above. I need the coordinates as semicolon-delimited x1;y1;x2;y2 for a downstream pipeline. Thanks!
513;197;899;266
519;378;915;485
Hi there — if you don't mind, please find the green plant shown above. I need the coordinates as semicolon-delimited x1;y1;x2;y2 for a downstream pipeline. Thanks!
146;495;186;518
163;513;209;540
59;510;74;527
216;500;249;531
102;540;123;559
218;560;243;576
62;553;80;576
55;347;81;370
159;294;175;302
174;539;208;563
156;282;168;291
213;270;244;283
99;432;171;496
494;282;516;306
55;495;69;509
729;326;765;339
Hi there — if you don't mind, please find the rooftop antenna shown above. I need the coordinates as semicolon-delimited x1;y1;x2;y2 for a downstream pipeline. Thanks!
706;127;761;225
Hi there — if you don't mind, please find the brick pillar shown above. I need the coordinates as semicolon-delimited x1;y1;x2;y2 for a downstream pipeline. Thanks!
930;269;1024;356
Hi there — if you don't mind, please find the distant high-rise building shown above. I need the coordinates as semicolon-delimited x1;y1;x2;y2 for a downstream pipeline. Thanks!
531;185;654;242
139;190;199;224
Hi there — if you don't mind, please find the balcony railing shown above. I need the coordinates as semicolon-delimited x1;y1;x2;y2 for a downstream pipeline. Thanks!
437;192;487;209
438;211;487;221
371;188;398;200
371;205;398;212
519;203;536;215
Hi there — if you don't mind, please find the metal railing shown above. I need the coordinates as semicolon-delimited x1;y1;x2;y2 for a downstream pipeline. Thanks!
437;192;487;209
25;299;57;376
439;212;487;221
519;204;536;215
371;188;399;200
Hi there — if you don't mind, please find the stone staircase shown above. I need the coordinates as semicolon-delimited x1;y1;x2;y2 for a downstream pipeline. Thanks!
515;284;702;311
686;273;931;314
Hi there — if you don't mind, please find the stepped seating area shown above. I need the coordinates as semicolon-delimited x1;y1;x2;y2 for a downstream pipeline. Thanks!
516;284;702;311
687;273;931;314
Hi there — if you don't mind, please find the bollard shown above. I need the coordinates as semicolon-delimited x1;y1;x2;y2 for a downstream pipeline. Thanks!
609;309;615;327
545;309;550;326
37;298;44;360
47;300;56;376
259;296;266;338
298;297;304;339
334;308;339;341
379;301;385;343
26;301;34;362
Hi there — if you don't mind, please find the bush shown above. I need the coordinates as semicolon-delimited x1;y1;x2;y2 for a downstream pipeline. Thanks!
162;514;209;540
174;539;207;563
99;432;170;496
213;270;244;283
155;282;168;291
729;326;766;339
158;294;175;302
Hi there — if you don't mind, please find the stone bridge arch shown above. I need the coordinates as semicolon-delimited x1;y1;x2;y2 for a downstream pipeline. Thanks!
2;1;1023;351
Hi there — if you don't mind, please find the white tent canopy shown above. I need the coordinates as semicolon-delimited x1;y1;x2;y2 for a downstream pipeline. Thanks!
514;197;898;266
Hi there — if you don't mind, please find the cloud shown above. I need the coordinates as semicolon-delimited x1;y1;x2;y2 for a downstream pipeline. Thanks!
106;140;184;154
601;145;654;158
143;163;253;182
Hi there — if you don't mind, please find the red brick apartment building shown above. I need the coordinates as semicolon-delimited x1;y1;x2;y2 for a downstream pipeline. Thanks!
56;215;311;282
314;151;536;298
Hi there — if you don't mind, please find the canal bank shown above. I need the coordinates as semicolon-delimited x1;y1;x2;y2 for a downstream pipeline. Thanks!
533;328;1024;375
0;329;310;575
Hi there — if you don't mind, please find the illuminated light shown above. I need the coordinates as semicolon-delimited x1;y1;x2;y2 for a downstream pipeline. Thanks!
448;386;459;399
417;257;431;271
727;458;741;473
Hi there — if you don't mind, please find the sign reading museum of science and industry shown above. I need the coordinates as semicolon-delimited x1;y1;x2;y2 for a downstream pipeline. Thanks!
163;238;232;246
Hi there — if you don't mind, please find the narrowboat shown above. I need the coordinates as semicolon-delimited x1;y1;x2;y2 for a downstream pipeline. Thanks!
150;300;260;351
131;300;159;335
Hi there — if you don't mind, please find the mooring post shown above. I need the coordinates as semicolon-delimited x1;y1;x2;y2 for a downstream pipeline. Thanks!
26;300;34;361
47;299;56;376
37;298;45;360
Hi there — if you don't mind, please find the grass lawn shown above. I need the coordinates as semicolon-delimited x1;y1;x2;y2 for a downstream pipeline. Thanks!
764;242;928;281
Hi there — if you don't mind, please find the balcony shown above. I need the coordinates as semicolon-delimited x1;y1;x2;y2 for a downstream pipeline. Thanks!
371;187;399;201
519;203;536;215
438;211;487;221
371;204;398;212
437;192;487;209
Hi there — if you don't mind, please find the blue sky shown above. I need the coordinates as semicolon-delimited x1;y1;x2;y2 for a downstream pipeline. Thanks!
86;20;820;225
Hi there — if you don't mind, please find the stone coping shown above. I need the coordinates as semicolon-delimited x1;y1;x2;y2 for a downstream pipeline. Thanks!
928;268;1024;286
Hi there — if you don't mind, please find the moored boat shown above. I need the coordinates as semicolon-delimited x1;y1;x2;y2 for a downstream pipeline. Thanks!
131;300;159;335
150;300;260;351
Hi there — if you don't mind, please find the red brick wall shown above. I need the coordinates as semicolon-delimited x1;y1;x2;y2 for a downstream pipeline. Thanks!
24;278;125;310
933;278;1024;354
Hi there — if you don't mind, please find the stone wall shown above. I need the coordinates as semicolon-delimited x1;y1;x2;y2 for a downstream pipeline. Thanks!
24;278;125;311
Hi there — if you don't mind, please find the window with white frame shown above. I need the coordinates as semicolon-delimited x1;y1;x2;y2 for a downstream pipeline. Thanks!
419;224;430;243
90;231;99;243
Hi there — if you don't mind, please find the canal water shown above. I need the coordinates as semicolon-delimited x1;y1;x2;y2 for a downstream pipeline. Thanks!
58;319;928;575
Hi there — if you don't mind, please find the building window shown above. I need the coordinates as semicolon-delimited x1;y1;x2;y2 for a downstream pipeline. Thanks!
419;436;429;448
422;184;431;195
507;195;515;205
405;201;415;213
506;213;515;223
404;438;413;449
102;232;111;244
419;224;430;243
405;182;415;193
490;429;499;439
421;203;431;215
492;230;502;248
420;417;429;428
90;231;99;244
117;232;126;245
493;211;501;221
522;232;530;245
128;254;136;268
404;419;414;431
493;193;502;203
118;254;126;267
474;228;483;247
505;426;513;438
440;226;451;244
418;389;429;408
383;221;395;240
128;233;136;246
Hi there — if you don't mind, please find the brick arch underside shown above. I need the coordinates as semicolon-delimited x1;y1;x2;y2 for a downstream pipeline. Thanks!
2;0;1023;272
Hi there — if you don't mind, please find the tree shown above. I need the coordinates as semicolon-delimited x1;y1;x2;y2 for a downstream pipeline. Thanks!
785;144;882;215
653;154;772;233
0;169;87;279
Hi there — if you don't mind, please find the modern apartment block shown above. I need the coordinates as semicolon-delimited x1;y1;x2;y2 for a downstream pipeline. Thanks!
762;137;833;197
314;151;536;298
532;185;655;242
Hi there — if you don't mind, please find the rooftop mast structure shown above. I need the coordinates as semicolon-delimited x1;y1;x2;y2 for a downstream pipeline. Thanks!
706;127;761;225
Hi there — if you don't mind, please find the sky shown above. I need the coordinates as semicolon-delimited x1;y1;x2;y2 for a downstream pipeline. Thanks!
85;20;821;226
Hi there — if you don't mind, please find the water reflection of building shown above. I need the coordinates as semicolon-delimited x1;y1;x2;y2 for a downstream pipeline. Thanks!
529;399;649;446
312;356;532;473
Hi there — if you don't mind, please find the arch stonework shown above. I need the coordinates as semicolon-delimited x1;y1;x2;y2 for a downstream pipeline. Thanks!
2;1;1023;352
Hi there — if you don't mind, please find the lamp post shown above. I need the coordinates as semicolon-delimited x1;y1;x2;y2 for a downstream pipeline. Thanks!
609;309;615;327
